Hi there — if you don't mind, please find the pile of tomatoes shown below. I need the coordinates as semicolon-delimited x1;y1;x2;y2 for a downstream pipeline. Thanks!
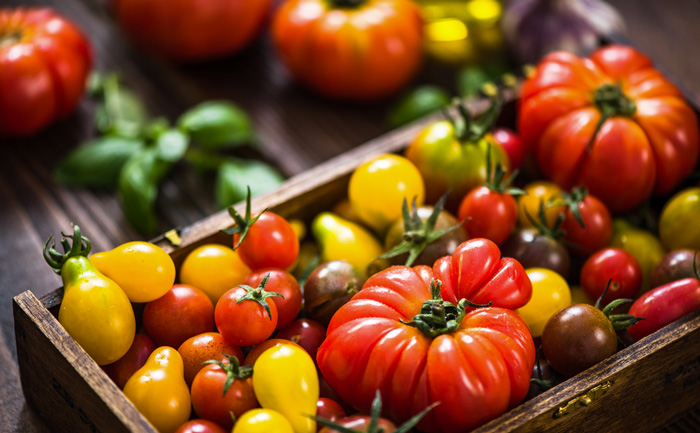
43;43;700;433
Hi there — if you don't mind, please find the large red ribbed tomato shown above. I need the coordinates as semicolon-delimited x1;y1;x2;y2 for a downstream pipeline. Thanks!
519;45;699;213
0;8;92;137
111;0;271;61
317;239;535;433
271;0;424;101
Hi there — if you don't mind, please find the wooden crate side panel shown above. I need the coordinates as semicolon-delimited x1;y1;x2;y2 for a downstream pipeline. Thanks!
13;290;156;433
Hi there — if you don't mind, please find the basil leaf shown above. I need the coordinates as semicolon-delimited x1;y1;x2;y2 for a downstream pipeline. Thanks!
118;148;171;236
387;86;450;128
97;74;149;138
54;136;144;188
178;101;255;149
155;129;189;162
215;159;284;209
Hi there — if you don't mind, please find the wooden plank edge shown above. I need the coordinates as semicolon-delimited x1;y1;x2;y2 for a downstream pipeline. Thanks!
13;290;157;433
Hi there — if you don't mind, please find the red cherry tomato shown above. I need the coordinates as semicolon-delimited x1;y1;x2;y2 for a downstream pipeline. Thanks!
0;8;92;136
178;332;243;386
175;419;228;433
560;189;613;257
458;186;518;246
102;334;155;389
316;398;346;428
581;248;643;304
493;127;525;169
215;281;280;347
234;212;299;271
275;318;327;363
111;0;272;61
142;284;215;348
244;269;302;329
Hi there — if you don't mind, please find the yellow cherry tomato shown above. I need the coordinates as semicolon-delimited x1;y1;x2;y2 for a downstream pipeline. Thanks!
253;344;319;433
123;347;191;433
659;187;700;251
233;409;294;433
610;218;666;294
90;241;175;303
348;153;425;233
517;268;572;338
517;181;564;229
179;244;250;304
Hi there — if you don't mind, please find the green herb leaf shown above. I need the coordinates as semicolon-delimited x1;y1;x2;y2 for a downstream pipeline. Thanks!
54;136;144;188
457;66;490;99
178;101;255;149
387;85;451;128
155;128;189;162
215;158;284;209
96;74;149;138
118;148;171;236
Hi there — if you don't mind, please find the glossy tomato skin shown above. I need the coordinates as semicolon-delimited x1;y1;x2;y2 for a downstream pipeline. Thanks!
0;8;92;136
659;187;700;251
651;249;700;288
102;334;156;389
175;420;228;433
111;0;271;61
493;127;525;169
458;186;518;246
275;318;327;364
178;332;243;386
235;212;299;271
561;193;613;257
303;260;364;326
244;269;302;329
580;248;642;304
318;262;535;433
316;398;346;426
272;0;423;101
501;228;571;280
215;286;279;347
191;362;258;429
519;45;700;213
242;338;303;366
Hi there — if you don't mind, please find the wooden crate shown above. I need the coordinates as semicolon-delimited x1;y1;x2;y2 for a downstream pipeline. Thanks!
13;92;700;433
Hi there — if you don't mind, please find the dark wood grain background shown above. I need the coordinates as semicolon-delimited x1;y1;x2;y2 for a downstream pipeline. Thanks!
2;0;700;431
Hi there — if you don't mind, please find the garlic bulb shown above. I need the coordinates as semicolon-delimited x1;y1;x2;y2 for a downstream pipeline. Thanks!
501;0;625;63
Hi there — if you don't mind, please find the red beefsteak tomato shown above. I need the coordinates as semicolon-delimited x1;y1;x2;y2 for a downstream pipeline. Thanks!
318;239;534;433
271;0;424;101
519;45;699;213
111;0;271;61
0;8;92;137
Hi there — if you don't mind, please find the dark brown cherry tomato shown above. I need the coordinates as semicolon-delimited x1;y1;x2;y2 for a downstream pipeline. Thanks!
580;248;642;305
244;269;302;329
175;419;228;433
178;332;243;386
275;318;326;364
304;260;364;326
102;333;155;389
143;284;215;348
651;249;700;288
501;228;571;279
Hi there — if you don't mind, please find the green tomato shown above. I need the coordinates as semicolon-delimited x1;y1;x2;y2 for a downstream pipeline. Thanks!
659;187;700;251
609;219;666;294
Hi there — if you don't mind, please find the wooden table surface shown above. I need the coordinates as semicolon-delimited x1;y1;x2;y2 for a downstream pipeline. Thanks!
2;0;700;431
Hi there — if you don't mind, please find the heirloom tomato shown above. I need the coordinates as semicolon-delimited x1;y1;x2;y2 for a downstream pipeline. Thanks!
303;260;364;326
659;187;700;251
271;0;423;101
0;8;92;137
519;45;700;213
178;332;243;386
318;246;535;433
111;0;271;61
179;244;250;304
651;250;700;288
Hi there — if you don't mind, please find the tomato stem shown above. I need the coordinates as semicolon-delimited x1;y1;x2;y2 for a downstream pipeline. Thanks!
43;225;92;275
223;186;268;249
202;354;252;396
587;83;636;153
236;273;284;320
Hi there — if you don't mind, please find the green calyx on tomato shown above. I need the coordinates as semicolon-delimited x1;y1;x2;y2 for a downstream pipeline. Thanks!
236;273;284;320
403;279;492;339
556;187;588;229
594;279;643;331
43;225;92;274
524;198;566;241
202;354;253;397
483;145;524;196
315;390;437;433
223;186;267;249
378;193;463;267
588;83;637;151
444;93;503;145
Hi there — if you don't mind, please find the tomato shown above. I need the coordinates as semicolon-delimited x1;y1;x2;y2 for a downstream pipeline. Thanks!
178;332;244;386
405;99;511;211
179;244;251;304
580;248;642;304
517;268;572;338
271;0;423;101
318;264;535;433
519;45;700;213
316;398;346;427
651;249;700;288
628;278;700;341
253;344;319;433
215;278;280;347
43;226;135;365
103;334;156;389
124;347;191;433
517;181;564;229
232;409;294;433
659;187;700;251
143;284;215;348
493;127;525;170
175;420;228;433
275;318;327;364
303;260;364;326
501;228;571;279
559;188;613;257
348;154;425;233
243;338;303;367
244;269;302;330
191;356;258;429
0;8;92;137
609;218;666;293
231;209;299;271
111;0;271;61
90;241;175;303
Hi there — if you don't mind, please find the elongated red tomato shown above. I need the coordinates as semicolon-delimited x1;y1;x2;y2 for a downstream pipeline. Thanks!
318;242;535;433
519;45;699;213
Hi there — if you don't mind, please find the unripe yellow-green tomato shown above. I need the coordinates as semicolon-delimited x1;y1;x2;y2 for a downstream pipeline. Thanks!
610;218;666;294
233;409;294;433
517;268;572;338
179;244;250;304
659;187;700;251
123;347;191;433
91;241;175;303
348;153;425;234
